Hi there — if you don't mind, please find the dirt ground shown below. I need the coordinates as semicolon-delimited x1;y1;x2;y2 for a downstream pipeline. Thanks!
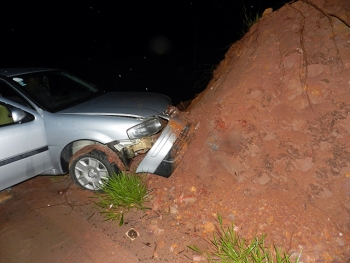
1;0;350;262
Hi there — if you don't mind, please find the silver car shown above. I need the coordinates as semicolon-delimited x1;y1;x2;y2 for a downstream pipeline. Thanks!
0;68;195;191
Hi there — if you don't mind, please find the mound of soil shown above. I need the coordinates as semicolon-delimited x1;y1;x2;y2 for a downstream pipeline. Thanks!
148;0;350;261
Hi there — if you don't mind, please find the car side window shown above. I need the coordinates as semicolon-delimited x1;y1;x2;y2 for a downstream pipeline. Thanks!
0;103;35;126
0;79;31;107
0;103;13;126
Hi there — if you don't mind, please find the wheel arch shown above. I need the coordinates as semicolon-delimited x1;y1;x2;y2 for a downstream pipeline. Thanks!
60;140;125;173
63;142;125;173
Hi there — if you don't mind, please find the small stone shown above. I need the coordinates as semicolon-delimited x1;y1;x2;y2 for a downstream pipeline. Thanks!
185;222;194;231
157;240;166;248
193;254;206;262
154;228;165;236
293;157;314;172
170;205;178;214
169;243;177;252
262;7;273;16
163;206;170;214
255;173;270;185
152;197;162;211
334;237;344;246
183;196;197;204
148;224;158;232
203;222;215;233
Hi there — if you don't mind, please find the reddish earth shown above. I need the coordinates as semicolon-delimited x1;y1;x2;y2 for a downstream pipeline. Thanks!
1;0;350;262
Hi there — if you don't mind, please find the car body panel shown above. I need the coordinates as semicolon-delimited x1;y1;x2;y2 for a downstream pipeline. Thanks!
136;125;176;173
0;97;53;189
43;112;141;174
136;106;195;176
58;92;171;118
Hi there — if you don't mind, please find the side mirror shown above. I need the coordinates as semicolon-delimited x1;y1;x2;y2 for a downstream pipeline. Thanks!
11;108;27;123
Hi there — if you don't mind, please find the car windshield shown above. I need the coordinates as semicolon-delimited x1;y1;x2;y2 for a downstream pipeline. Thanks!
11;70;102;112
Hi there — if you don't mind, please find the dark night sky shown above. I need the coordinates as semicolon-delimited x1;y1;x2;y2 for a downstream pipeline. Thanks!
2;0;285;104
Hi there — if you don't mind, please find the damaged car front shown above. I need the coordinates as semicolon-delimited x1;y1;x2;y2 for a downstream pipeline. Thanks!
0;68;196;191
63;100;197;191
128;105;195;177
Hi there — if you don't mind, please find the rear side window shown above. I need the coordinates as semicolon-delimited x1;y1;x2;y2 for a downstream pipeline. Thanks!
10;71;101;112
0;79;31;107
0;103;13;126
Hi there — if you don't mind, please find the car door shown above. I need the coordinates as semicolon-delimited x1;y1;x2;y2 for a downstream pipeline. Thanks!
0;97;52;190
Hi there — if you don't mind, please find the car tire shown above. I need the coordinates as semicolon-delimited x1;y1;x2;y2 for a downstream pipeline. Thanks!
69;149;120;191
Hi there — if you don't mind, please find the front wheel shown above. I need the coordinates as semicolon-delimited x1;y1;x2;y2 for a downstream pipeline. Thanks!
69;149;120;191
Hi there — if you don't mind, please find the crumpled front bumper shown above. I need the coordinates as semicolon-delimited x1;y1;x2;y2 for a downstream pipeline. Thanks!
136;106;197;177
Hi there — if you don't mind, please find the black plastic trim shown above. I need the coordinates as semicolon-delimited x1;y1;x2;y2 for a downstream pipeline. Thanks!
153;151;174;178
0;146;49;167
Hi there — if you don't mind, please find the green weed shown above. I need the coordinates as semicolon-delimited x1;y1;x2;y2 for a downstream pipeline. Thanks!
93;172;151;226
188;214;300;263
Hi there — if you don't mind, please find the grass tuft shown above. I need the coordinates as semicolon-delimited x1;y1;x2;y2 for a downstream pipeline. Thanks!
189;214;300;263
93;172;151;225
239;2;262;36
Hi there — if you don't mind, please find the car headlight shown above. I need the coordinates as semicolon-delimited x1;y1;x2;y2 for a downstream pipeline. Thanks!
127;117;162;139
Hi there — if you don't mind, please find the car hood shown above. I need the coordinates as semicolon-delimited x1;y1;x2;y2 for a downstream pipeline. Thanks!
58;92;171;118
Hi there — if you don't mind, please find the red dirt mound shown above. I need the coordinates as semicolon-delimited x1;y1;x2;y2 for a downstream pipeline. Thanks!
149;0;350;261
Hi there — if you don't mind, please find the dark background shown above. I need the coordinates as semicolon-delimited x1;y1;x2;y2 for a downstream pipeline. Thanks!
2;0;285;104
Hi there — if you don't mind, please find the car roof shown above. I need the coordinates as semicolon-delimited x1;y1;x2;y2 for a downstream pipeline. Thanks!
0;68;56;77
